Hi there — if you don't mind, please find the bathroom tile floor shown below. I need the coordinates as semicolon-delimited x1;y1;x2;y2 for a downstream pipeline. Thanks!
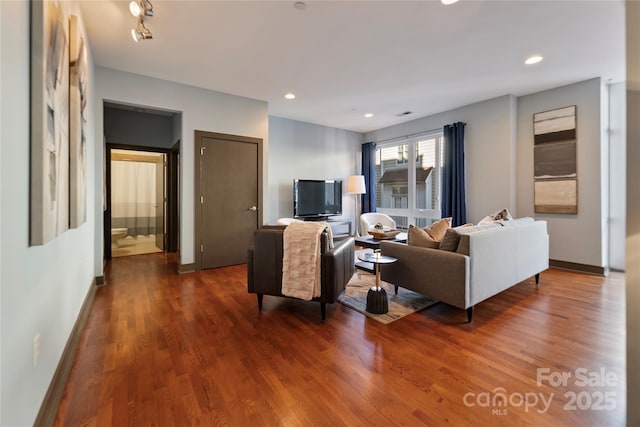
112;234;162;257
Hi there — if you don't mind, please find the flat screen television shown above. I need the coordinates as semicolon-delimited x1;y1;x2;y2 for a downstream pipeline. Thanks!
293;179;342;219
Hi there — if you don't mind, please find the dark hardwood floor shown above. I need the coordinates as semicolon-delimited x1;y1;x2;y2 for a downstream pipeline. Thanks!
53;253;626;426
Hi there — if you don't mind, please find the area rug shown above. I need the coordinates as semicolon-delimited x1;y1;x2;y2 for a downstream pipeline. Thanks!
338;272;437;324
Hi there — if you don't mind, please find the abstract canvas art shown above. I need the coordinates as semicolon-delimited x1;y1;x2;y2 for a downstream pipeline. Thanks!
533;105;577;143
30;0;70;245
534;180;578;214
533;106;578;214
69;14;88;228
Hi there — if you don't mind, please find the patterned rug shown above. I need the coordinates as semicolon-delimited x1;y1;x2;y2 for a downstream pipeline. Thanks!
338;272;437;324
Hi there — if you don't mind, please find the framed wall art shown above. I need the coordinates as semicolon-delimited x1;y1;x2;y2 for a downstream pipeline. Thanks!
533;105;578;214
30;0;70;244
69;14;88;228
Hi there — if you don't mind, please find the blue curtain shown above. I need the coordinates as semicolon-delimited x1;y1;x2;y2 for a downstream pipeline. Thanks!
361;142;377;213
441;122;466;226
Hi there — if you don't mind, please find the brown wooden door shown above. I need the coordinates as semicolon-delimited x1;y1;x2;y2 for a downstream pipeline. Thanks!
199;135;259;269
154;154;166;250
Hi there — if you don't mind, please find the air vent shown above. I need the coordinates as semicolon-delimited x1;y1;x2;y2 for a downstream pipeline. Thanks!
396;111;413;117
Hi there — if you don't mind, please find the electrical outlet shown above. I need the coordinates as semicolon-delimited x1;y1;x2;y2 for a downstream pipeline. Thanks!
33;333;40;367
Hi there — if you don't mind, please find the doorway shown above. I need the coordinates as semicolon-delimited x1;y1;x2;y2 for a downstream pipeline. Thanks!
102;102;181;261
110;148;165;257
194;131;263;270
104;144;180;259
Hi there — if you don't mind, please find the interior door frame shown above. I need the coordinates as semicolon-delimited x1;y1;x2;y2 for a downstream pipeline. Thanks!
194;130;263;272
168;141;180;253
104;143;180;259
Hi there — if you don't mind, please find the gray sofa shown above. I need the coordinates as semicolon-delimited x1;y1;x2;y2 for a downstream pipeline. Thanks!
380;218;549;321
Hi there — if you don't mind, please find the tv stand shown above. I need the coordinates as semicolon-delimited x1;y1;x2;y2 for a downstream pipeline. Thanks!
303;217;352;239
302;216;330;221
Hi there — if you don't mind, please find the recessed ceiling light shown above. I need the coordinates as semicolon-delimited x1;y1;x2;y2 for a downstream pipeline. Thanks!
284;93;296;100
364;113;373;118
525;55;543;65
441;0;459;5
294;2;306;10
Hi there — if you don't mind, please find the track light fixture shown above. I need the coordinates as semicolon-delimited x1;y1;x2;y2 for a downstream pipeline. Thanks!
129;0;153;17
131;16;152;42
129;0;154;42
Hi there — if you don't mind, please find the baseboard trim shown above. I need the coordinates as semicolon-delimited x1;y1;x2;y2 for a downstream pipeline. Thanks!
34;278;98;427
179;263;195;274
549;259;608;276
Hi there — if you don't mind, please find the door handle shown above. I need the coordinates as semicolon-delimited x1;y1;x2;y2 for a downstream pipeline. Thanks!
248;206;257;212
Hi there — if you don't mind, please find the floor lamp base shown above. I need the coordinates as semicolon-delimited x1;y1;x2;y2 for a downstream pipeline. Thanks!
354;197;360;237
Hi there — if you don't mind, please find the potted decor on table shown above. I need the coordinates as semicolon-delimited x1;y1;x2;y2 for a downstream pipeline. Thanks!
369;222;400;239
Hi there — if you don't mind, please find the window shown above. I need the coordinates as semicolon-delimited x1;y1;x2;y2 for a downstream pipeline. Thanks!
375;133;444;230
391;185;408;208
397;145;409;165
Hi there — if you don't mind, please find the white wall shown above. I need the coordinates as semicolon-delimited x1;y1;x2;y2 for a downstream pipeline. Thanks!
268;116;363;226
609;82;626;271
516;78;605;267
0;2;97;425
95;68;269;269
364;95;518;224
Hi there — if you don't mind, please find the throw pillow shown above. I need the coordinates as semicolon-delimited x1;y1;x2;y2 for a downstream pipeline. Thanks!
478;215;495;224
423;217;452;241
438;223;473;252
408;225;440;249
478;208;513;224
493;208;513;221
439;229;460;251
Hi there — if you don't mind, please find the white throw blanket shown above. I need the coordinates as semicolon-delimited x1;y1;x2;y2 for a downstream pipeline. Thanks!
282;221;330;301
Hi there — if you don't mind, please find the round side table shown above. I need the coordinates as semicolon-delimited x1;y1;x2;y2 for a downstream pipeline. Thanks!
357;252;398;314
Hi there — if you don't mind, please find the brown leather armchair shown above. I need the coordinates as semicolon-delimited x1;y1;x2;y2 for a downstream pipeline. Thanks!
247;226;355;320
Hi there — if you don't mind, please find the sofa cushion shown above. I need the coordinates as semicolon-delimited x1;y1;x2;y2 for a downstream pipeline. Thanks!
501;217;534;226
439;223;501;253
456;222;510;255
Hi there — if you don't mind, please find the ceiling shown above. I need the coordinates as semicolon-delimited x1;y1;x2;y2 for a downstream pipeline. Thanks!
81;0;626;133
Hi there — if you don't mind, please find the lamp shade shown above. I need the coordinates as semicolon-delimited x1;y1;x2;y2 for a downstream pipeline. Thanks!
346;175;366;194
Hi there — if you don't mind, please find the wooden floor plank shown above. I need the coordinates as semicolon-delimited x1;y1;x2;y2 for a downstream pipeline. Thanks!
53;253;626;426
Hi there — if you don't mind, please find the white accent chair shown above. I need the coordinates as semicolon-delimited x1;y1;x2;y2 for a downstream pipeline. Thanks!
276;218;303;226
359;213;396;235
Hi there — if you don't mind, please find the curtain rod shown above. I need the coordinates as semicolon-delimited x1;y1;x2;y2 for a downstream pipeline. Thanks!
373;128;442;145
371;122;466;145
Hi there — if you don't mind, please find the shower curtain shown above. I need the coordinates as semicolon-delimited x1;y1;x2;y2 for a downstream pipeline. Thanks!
111;160;157;236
